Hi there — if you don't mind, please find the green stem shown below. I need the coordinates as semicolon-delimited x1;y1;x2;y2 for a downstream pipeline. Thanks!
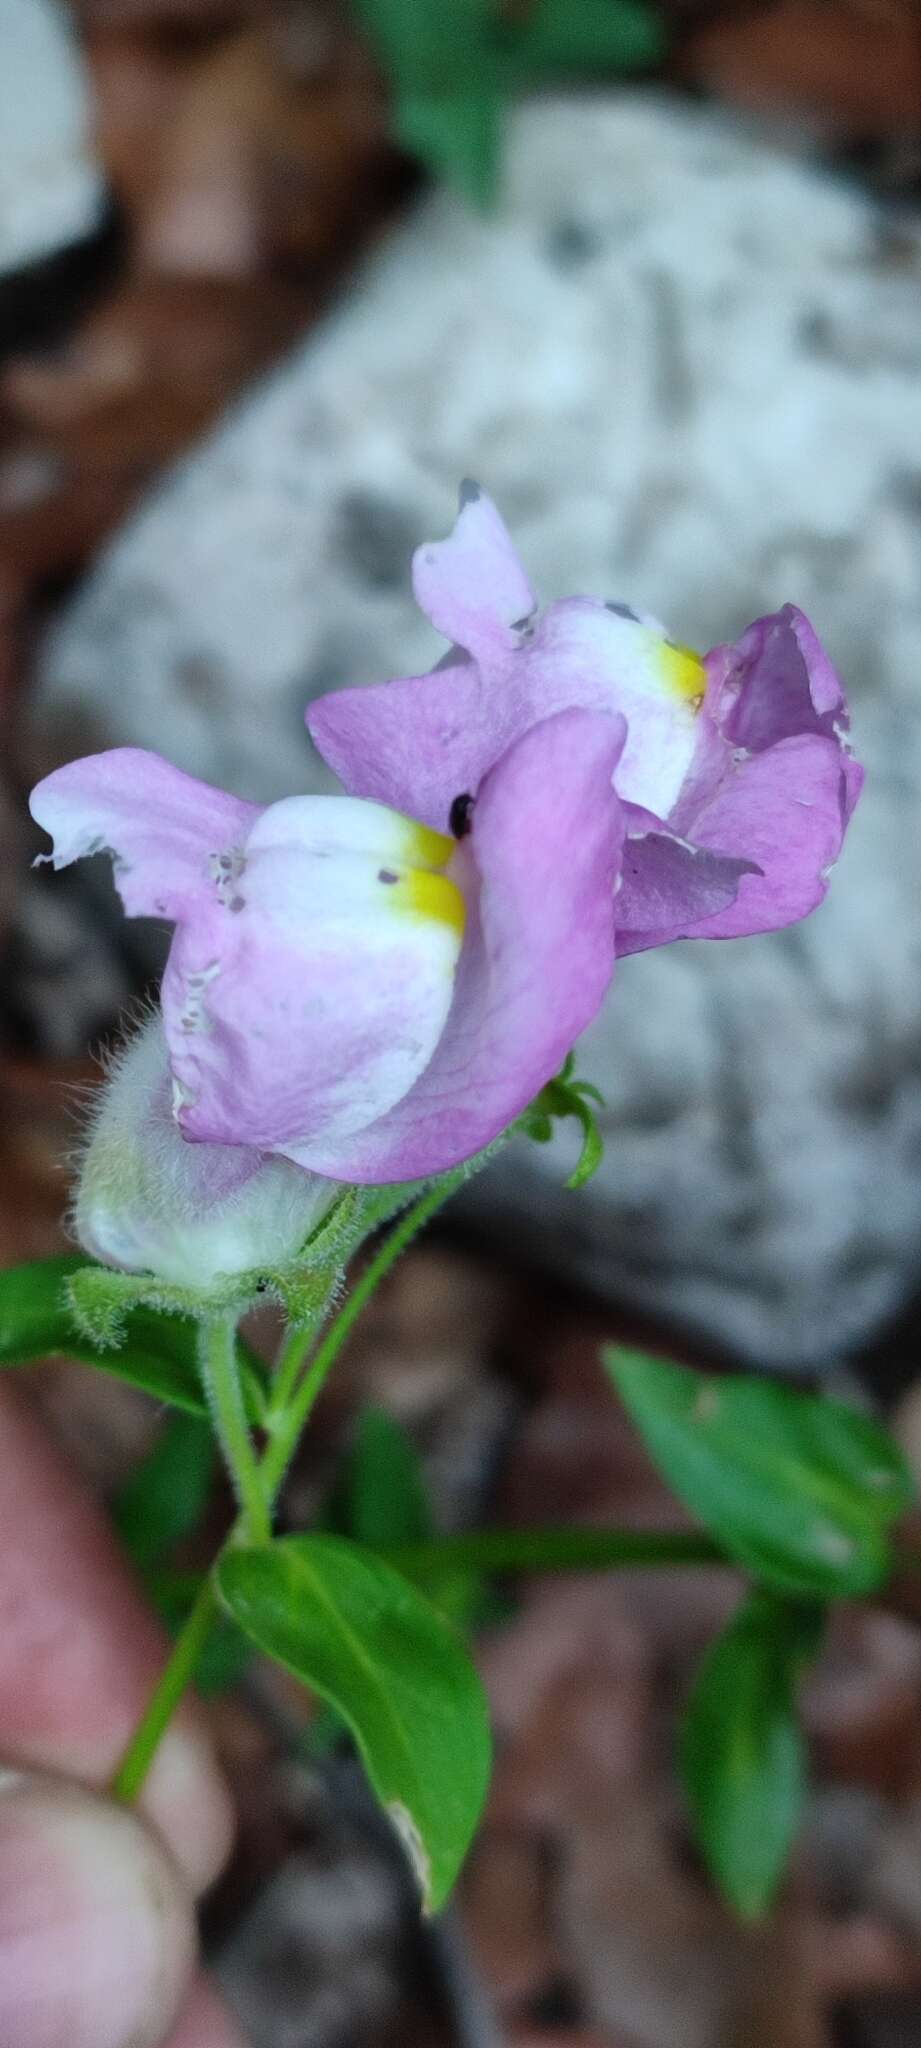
111;1178;465;1803
268;1277;339;1424
111;1578;218;1803
388;1525;724;1576
199;1314;271;1546
260;1172;466;1505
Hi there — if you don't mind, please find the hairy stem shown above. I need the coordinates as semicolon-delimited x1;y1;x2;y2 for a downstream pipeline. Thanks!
260;1172;467;1505
198;1313;271;1546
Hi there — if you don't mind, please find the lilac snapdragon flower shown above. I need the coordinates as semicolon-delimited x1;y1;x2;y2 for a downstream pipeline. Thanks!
310;486;863;959
30;484;861;1220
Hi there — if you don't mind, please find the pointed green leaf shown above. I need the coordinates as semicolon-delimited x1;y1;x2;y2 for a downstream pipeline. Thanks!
681;1590;823;1919
605;1347;912;1598
0;1256;207;1413
217;1533;492;1910
0;1255;268;1417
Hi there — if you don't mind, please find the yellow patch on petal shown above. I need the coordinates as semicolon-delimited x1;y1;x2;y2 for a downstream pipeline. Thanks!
401;820;457;870
659;640;706;707
375;815;466;938
393;868;467;937
375;826;467;938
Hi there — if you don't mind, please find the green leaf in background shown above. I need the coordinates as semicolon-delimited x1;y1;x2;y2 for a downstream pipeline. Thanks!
506;0;664;79
323;1407;494;1654
604;1348;913;1599
114;1416;251;1696
217;1533;492;1910
0;1255;208;1414
113;1413;216;1572
354;0;502;206
353;0;665;206
343;1406;435;1550
680;1589;824;1919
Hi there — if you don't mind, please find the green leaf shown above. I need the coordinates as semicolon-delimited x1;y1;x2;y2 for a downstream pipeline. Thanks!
0;1256;208;1414
680;1589;824;1919
217;1533;492;1910
345;1407;435;1550
509;0;666;79
113;1413;216;1572
354;0;502;205
605;1348;913;1598
395;87;502;208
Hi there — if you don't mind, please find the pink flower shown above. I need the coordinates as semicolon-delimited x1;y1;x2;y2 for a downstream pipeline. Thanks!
30;485;861;1190
30;711;625;1184
309;485;862;957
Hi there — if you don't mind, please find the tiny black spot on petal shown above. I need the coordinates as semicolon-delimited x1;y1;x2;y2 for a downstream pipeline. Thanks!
378;868;399;884
450;793;475;839
606;601;640;621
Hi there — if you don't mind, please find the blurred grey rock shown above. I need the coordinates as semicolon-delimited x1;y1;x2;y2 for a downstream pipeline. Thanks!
32;93;921;1367
0;0;105;278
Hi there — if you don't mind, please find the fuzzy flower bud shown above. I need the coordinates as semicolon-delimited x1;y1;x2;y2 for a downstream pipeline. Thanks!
75;1015;336;1290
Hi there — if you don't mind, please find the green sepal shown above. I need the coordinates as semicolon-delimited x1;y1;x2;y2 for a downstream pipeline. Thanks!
517;1052;605;1188
66;1184;365;1383
66;1264;269;1420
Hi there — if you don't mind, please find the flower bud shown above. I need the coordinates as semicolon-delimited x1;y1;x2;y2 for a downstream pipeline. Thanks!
74;1015;336;1290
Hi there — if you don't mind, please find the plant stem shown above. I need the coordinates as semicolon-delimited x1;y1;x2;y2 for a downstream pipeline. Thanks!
111;1578;218;1803
260;1172;466;1505
199;1313;271;1545
111;1178;465;1802
388;1525;724;1577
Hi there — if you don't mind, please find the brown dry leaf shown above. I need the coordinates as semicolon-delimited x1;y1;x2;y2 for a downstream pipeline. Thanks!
463;1824;563;2013
681;1;921;132
137;23;388;278
803;1609;921;1800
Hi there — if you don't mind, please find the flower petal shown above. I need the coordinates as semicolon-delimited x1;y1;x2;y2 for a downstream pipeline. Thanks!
163;795;465;1153
285;709;626;1181
411;484;537;663
671;734;856;940
308;597;704;830
29;748;260;920
616;832;759;957
308;658;493;835
520;600;706;816
705;604;849;753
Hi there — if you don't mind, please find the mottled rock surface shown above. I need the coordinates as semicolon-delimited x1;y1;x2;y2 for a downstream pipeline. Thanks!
0;0;105;276
32;92;921;1367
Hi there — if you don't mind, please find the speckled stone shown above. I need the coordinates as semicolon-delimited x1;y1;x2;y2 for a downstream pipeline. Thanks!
32;93;921;1366
0;0;105;276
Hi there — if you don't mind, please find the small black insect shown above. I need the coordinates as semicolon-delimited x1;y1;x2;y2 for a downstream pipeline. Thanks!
449;792;475;839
